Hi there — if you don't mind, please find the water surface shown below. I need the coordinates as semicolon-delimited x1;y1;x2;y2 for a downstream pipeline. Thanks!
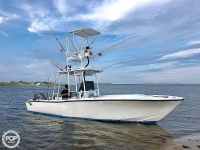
0;84;200;149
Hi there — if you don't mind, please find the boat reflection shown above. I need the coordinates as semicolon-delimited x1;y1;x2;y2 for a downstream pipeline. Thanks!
24;113;172;150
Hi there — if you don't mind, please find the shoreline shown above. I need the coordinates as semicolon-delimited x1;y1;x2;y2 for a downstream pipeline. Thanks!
165;134;200;150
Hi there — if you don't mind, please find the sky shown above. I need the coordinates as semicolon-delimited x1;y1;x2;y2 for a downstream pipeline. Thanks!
0;0;200;84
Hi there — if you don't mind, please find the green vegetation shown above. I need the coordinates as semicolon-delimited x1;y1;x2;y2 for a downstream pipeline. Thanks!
0;81;55;86
0;81;111;86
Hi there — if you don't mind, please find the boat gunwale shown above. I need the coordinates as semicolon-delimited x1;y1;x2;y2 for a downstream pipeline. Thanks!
26;98;184;103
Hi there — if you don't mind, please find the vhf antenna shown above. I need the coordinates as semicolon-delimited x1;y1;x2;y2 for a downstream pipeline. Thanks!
48;25;65;53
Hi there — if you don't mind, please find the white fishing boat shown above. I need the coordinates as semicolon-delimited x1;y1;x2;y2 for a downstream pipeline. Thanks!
26;27;183;123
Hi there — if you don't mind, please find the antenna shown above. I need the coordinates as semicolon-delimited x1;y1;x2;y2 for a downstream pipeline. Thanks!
28;79;36;94
48;25;66;53
94;35;139;56
45;72;50;99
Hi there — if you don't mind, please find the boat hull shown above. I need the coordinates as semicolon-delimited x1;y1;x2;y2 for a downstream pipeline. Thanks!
26;95;183;123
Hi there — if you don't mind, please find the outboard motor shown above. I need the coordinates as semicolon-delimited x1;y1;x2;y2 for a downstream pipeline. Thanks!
33;92;47;100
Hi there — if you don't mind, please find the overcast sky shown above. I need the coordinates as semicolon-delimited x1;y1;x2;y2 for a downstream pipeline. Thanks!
0;0;200;84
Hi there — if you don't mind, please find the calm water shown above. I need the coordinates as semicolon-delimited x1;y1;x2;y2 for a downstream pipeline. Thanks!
0;84;200;150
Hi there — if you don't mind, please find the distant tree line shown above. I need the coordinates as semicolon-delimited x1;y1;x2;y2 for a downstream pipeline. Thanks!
0;81;55;86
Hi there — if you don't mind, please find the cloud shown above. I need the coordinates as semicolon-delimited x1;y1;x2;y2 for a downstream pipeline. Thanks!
0;64;11;72
19;3;53;32
20;3;49;19
23;0;174;33
188;40;200;45
1;0;200;84
24;59;50;69
0;17;3;23
104;57;180;73
99;61;200;84
82;0;135;21
159;48;200;60
0;56;56;82
80;0;171;22
134;66;200;84
27;20;49;32
53;0;68;13
0;30;8;37
0;10;18;24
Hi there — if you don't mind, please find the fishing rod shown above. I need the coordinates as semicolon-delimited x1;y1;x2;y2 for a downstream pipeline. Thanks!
48;25;66;53
94;35;139;56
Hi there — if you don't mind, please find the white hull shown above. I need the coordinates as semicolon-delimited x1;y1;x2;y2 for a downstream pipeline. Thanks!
26;94;183;123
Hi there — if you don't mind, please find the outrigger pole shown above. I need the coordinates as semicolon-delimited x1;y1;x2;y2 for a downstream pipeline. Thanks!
95;35;139;56
48;25;66;53
49;59;64;71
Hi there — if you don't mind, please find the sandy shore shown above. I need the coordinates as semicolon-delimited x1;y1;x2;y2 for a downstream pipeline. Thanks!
165;134;200;150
